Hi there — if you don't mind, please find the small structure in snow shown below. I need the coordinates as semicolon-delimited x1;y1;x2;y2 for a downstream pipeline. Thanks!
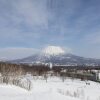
49;63;53;69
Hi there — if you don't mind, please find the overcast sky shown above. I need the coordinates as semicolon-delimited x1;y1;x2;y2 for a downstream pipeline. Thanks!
0;0;100;60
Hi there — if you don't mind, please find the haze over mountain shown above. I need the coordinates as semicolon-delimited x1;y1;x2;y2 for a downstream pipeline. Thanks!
11;46;100;66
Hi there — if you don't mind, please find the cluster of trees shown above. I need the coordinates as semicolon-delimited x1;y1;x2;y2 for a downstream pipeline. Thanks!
0;62;98;88
22;64;50;76
0;62;31;90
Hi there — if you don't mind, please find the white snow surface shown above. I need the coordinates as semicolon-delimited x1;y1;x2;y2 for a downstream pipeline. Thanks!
42;46;65;55
0;77;100;100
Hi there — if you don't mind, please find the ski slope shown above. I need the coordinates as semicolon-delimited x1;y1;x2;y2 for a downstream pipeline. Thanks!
0;77;100;100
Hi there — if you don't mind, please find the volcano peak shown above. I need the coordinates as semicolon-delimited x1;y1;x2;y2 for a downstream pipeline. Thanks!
42;46;65;55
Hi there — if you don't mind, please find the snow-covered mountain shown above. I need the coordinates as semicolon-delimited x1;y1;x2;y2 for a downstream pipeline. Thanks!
42;46;65;55
10;46;100;66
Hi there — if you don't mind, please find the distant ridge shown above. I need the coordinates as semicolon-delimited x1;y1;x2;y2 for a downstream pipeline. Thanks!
9;46;100;66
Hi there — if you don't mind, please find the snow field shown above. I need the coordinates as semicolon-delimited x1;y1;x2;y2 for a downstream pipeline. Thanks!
0;77;100;100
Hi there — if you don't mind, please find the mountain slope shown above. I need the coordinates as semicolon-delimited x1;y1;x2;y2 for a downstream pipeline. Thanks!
10;46;100;66
13;54;100;65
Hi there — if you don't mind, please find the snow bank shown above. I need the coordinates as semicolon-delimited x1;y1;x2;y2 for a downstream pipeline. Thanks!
0;77;100;100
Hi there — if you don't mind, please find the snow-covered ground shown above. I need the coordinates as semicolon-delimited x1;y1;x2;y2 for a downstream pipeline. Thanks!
0;77;100;100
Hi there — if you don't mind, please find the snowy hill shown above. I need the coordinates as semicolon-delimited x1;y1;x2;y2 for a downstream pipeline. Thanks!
0;77;100;100
42;46;65;55
10;46;100;66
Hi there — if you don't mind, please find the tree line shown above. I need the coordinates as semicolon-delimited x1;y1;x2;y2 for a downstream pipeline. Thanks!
0;62;99;88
